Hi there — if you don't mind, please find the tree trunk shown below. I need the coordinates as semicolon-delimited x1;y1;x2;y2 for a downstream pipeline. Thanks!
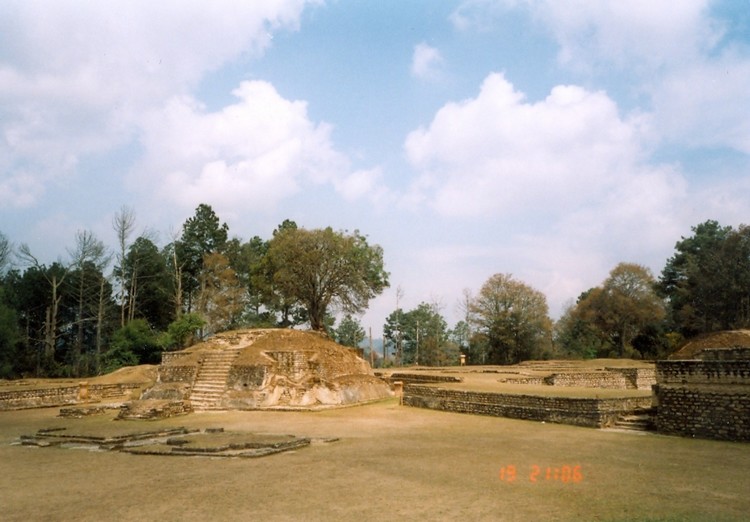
171;248;183;318
95;276;106;375
76;265;86;376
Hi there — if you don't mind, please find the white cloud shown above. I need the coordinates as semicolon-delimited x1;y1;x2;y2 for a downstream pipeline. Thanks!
404;73;689;315
405;73;666;218
334;168;385;202
451;0;717;69
529;0;718;70
450;0;521;32
411;43;444;79
459;0;750;155
134;80;347;214
0;1;315;208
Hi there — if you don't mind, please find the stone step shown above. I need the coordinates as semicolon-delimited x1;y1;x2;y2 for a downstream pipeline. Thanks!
192;384;224;390
197;371;229;378
613;413;655;432
189;348;242;410
191;395;220;400
191;396;222;403
193;382;226;391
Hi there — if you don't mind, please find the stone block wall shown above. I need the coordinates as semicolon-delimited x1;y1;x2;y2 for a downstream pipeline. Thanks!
543;372;629;389
403;385;651;428
161;352;191;364
0;386;78;410
88;383;143;399
227;365;268;390
0;382;146;411
609;368;656;390
655;385;750;441
657;360;750;386
268;351;314;380
655;351;750;441
389;373;463;384
504;377;546;385
697;347;750;361
158;365;198;384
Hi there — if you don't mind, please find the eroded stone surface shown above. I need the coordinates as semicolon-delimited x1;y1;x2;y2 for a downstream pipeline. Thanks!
15;427;322;457
143;329;392;410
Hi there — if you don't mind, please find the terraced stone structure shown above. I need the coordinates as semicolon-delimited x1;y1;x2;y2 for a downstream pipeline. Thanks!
655;331;750;442
140;328;392;411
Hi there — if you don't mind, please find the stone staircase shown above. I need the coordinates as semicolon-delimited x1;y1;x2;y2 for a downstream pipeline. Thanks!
189;348;241;411
612;407;656;432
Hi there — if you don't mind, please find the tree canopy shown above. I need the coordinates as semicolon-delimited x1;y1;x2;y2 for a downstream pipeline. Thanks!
333;314;366;348
176;204;229;312
265;227;389;331
469;273;553;364
559;263;666;358
383;302;457;366
659;220;750;336
7;212;750;378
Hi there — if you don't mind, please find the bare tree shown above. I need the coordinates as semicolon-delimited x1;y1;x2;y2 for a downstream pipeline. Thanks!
17;244;69;369
0;230;12;274
68;230;110;375
395;285;404;365
112;206;136;327
166;228;184;319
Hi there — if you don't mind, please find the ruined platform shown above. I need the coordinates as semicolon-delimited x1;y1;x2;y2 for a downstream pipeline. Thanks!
16;426;326;458
143;328;392;411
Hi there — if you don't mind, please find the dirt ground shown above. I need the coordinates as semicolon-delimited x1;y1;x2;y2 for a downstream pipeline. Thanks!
2;399;749;522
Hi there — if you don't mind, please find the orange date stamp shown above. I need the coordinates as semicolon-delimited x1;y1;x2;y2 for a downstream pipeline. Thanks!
499;465;583;483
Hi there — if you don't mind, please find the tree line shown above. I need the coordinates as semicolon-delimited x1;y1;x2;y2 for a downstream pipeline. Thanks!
1;214;748;377
0;204;388;378
381;220;750;367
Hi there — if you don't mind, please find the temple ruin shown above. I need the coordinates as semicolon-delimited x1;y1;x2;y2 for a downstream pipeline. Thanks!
130;328;392;414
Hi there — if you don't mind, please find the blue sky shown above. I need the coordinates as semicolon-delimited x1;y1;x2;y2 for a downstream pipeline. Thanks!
2;1;750;335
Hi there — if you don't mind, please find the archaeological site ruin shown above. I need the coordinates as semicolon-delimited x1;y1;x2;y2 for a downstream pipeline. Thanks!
2;328;749;443
128;328;393;416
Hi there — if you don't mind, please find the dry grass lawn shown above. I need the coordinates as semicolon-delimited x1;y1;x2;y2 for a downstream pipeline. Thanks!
2;399;749;522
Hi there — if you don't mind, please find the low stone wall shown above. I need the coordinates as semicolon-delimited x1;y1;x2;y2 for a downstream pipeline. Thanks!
657;360;750;386
655;385;750;442
500;377;545;385
543;372;629;389
388;373;463;384
403;385;651;428
0;382;144;411
610;368;656;390
161;351;191;364
116;399;193;420
89;383;144;399
0;386;78;410
497;367;655;390
158;365;198;384
655;352;750;442
227;365;268;390
697;347;750;361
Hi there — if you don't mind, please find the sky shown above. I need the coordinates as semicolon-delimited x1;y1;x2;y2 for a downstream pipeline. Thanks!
2;0;750;337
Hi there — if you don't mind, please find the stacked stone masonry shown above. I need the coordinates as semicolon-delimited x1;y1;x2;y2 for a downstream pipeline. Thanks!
655;350;750;442
403;384;651;428
656;360;750;386
158;365;198;384
388;373;463;384
655;386;749;441
0;383;143;411
543;372;629;389
542;368;655;390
